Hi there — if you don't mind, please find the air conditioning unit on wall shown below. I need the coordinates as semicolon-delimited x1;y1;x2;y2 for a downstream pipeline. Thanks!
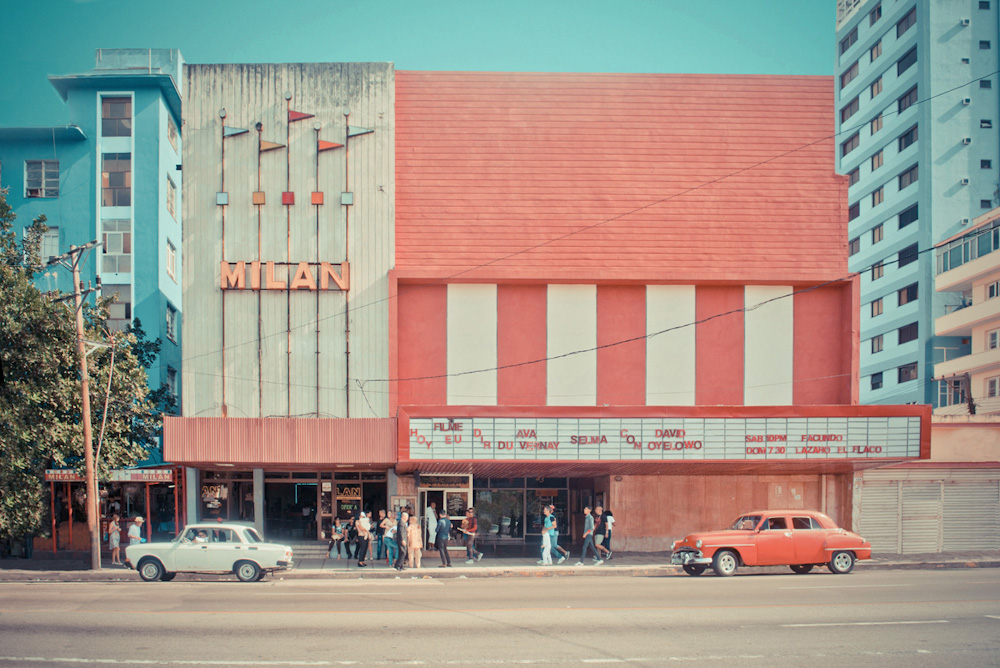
961;18;971;26
963;137;973;145
963;97;972;105
961;178;970;185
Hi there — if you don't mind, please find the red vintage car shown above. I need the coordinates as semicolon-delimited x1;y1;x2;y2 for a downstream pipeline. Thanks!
670;509;872;576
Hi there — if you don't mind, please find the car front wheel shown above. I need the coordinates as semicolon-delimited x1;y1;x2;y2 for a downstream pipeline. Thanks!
682;564;707;576
160;572;176;582
790;564;813;574
828;551;855;574
235;560;261;582
712;550;738;577
138;559;164;582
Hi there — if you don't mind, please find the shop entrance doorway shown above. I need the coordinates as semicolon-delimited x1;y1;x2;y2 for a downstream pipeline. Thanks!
264;482;318;540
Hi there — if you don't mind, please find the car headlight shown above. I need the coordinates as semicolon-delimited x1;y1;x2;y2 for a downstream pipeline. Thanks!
695;539;703;549
670;541;676;550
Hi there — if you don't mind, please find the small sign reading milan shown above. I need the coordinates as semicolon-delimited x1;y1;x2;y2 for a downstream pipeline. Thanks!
407;416;921;462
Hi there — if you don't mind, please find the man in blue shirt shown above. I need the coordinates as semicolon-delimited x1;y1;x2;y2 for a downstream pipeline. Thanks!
435;511;452;567
575;506;600;565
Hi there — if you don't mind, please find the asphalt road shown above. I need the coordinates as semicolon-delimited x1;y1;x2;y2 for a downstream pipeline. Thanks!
1;569;998;667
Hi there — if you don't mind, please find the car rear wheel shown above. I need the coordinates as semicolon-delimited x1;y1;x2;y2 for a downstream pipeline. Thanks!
235;560;261;582
138;559;164;582
712;550;738;577
790;564;813;574
828;551;855;574
682;564;707;576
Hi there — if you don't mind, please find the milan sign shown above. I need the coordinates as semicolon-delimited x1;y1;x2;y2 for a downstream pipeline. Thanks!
407;416;921;462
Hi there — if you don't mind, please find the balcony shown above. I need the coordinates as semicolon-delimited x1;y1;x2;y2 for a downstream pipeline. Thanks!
934;346;1000;378
935;298;1000;337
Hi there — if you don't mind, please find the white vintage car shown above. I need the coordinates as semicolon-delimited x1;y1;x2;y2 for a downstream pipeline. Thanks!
125;522;294;582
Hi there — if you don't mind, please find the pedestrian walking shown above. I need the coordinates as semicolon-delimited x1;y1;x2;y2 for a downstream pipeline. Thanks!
547;504;569;563
381;511;398;566
596;509;614;560
354;511;370;567
461;508;483;563
575;506;600;565
108;514;122;565
394;510;409;571
407;515;423;568
539;506;553;565
435;510;452;567
592;506;606;564
127;516;144;546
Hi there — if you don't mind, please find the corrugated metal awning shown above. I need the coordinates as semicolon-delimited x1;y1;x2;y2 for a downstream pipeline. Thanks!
164;416;396;469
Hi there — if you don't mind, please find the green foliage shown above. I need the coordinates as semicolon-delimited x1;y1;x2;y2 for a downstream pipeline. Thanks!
0;188;161;541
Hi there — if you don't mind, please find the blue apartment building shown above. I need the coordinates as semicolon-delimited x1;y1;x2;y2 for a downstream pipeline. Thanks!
835;0;1000;406
0;49;184;455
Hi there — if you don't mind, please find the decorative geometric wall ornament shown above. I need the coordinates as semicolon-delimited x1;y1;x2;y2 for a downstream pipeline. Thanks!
216;192;229;206
282;192;295;205
347;126;374;138
318;140;344;152
223;126;249;138
341;192;354;205
252;191;266;205
288;110;315;123
260;140;285;152
311;192;324;205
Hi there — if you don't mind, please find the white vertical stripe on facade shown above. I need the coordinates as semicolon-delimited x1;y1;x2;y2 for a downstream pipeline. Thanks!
447;284;498;405
646;285;696;406
744;285;794;406
547;285;597;406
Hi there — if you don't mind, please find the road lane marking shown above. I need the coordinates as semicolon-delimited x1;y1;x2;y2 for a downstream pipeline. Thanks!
779;584;913;590
0;658;761;666
782;620;949;627
986;615;1000;620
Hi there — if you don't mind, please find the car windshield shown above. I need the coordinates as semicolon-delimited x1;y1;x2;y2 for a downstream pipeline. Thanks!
728;515;761;530
245;528;263;543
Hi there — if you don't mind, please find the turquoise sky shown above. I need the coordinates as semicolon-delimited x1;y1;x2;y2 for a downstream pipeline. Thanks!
0;0;835;127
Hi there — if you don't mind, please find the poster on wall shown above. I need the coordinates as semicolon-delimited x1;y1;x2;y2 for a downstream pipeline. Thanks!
446;491;470;516
390;496;416;515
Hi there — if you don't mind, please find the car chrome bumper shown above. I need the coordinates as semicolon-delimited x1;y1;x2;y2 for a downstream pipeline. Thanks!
671;551;711;566
276;560;292;569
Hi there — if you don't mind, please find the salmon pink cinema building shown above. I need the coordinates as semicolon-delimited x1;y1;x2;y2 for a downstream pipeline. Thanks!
168;64;927;552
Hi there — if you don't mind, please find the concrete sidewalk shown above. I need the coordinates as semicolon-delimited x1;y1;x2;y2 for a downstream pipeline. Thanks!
1;550;997;582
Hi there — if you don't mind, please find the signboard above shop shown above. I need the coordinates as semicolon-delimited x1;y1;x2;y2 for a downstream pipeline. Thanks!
406;415;922;462
44;468;175;483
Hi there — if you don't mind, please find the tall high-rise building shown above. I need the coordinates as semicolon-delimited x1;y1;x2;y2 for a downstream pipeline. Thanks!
835;0;999;406
0;49;184;440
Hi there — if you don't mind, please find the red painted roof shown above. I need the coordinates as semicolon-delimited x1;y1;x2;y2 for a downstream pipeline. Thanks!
395;71;845;283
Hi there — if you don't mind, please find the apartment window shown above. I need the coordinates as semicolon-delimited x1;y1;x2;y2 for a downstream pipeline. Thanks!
841;96;860;123
102;284;132;333
871;76;883;98
101;97;131;137
842;132;860;157
898;203;918;229
898;125;918;151
166;175;176;220
898;86;918;113
983;160;993;169
24;160;59;198
849;202;860;221
872;297;884;317
988;328;1000;350
981;79;993;89
872;186;884;206
165;304;177;342
872;224;884;243
872;150;884;171
841;61;859;89
898;282;918;305
898;242;919;267
40;226;59;263
897;47;917;76
898;164;918;189
983;199;994;209
871;113;883;135
870;3;881;24
101;153;131;207
981;119;993;129
167;116;178;152
166;367;178;398
872;261;885;280
870;40;882;62
897;7;916;38
872;334;884;353
982;1;991;9
898;322;918;344
849;236;861;256
981;40;992;50
988;280;1000;299
166;239;176;281
988;377;1000;398
101;219;131;273
871;372;884;390
841;26;858;55
898;362;918;383
940;379;966;407
848;167;860;185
